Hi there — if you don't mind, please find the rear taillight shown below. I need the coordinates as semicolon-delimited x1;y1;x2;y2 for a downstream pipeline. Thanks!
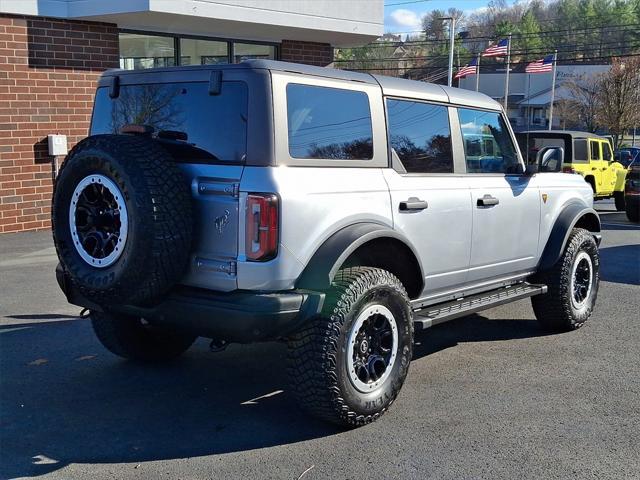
245;194;278;261
562;166;576;174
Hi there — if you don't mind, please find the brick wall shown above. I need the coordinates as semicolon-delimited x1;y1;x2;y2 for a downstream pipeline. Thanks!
0;14;119;233
280;39;333;66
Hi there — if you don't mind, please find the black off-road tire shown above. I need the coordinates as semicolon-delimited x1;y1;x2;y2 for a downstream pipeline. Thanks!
614;191;626;211
626;201;639;223
91;311;196;362
287;267;413;427
531;228;599;332
52;134;192;306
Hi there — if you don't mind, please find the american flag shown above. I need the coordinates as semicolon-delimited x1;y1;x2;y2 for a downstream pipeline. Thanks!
454;57;478;79
526;54;555;73
482;39;509;57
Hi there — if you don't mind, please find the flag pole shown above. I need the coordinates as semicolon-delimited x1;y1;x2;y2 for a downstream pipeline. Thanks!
503;34;512;110
476;53;481;92
548;49;558;131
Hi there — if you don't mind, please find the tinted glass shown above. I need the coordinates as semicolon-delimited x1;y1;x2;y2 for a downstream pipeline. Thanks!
574;139;588;162
386;99;453;173
287;84;373;160
590;141;600;160
119;33;176;70
91;82;248;163
457;108;520;173
603;142;612;161
234;43;277;63
180;38;228;65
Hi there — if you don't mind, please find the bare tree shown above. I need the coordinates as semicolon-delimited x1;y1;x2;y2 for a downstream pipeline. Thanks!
553;99;581;130
595;57;640;149
564;74;602;133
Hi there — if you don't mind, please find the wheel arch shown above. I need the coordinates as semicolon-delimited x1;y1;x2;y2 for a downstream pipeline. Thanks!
295;223;424;299
538;203;601;271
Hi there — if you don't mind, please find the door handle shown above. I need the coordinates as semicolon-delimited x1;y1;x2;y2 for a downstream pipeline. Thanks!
477;194;500;207
592;167;598;170
399;197;428;211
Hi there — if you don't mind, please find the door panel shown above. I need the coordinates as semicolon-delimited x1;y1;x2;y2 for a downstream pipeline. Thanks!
466;175;540;282
384;171;472;295
589;140;603;192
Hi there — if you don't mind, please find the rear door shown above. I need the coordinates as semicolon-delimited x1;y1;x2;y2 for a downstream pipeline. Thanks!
589;140;604;192
383;98;472;296
455;107;541;283
90;72;251;291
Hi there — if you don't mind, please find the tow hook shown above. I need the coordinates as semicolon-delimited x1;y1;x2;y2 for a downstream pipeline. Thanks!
209;339;229;352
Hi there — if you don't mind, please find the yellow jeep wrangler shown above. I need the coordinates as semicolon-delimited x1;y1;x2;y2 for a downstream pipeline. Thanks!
517;131;628;210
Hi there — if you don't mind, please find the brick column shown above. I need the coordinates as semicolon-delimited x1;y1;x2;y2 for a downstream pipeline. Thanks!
280;40;333;66
0;14;119;233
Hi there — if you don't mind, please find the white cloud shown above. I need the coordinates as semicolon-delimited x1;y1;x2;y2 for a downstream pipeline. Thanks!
386;9;422;31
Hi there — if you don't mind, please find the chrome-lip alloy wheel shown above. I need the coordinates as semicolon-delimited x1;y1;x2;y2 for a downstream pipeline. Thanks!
570;251;593;309
69;174;128;268
347;304;399;393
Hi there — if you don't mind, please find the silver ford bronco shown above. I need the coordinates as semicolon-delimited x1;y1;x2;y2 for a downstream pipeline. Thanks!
52;60;601;427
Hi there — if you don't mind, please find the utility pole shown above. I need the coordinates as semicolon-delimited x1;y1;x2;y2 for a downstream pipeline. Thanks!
548;49;558;131
503;34;512;110
440;16;457;87
475;53;481;92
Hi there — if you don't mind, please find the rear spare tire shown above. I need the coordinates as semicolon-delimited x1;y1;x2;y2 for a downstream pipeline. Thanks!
52;134;192;306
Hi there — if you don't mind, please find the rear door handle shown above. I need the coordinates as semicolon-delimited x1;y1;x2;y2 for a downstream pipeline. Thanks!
477;194;499;207
399;197;428;211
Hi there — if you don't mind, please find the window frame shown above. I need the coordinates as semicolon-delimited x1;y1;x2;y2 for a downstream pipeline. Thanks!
119;29;280;68
384;96;456;176
272;71;388;168
590;140;602;161
453;105;525;176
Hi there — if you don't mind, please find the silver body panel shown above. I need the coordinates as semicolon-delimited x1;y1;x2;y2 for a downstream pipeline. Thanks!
116;61;594;299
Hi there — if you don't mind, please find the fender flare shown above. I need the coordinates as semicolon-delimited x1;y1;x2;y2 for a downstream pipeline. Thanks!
538;203;601;270
296;222;424;291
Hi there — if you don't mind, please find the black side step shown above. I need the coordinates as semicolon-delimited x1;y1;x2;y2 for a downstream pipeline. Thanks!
413;283;547;331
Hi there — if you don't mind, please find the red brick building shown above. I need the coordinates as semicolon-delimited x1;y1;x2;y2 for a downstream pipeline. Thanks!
0;1;382;233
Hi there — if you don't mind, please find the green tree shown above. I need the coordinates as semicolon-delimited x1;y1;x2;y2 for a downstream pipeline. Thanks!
517;10;544;59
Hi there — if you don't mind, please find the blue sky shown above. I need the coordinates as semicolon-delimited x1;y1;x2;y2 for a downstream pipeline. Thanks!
384;0;513;34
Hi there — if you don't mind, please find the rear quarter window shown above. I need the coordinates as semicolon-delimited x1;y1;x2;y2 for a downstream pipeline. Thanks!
90;81;248;163
286;84;373;160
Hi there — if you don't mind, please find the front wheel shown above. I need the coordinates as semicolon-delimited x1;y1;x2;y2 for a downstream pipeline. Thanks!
531;228;599;331
287;267;413;427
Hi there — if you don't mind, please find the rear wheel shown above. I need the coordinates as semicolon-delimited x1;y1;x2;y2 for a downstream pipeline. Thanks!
531;228;599;331
287;267;413;427
91;311;196;362
614;191;626;211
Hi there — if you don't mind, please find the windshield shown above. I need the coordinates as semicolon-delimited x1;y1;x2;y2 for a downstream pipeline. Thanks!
90;81;248;163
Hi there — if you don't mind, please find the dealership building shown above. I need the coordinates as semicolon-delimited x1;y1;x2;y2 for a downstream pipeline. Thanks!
0;0;382;233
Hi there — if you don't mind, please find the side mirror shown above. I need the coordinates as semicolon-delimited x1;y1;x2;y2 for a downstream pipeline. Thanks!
536;146;564;172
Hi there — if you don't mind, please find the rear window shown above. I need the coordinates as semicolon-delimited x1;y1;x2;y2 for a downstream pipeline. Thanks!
286;84;373;160
90;81;248;163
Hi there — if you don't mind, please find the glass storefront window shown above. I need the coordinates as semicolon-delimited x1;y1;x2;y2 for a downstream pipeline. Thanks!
118;32;278;70
234;43;276;63
180;38;229;66
119;33;176;70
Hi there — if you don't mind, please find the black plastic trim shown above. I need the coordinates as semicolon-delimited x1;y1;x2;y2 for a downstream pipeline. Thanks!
538;203;601;270
296;222;424;291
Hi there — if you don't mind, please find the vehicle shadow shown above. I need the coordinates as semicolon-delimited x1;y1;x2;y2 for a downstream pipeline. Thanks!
413;314;552;359
599;244;640;286
0;313;552;478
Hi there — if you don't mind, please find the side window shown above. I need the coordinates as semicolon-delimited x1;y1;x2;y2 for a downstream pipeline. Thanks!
574;139;588;162
286;84;373;160
386;99;453;173
457;108;520;174
603;142;612;161
590;141;600;161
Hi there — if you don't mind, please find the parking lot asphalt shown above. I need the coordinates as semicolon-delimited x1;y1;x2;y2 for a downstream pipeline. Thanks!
1;200;639;480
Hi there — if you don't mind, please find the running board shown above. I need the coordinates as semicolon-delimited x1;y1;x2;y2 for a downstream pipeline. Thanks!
413;283;547;331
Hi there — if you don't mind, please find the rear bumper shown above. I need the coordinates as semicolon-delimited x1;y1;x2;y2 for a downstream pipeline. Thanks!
56;264;324;343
